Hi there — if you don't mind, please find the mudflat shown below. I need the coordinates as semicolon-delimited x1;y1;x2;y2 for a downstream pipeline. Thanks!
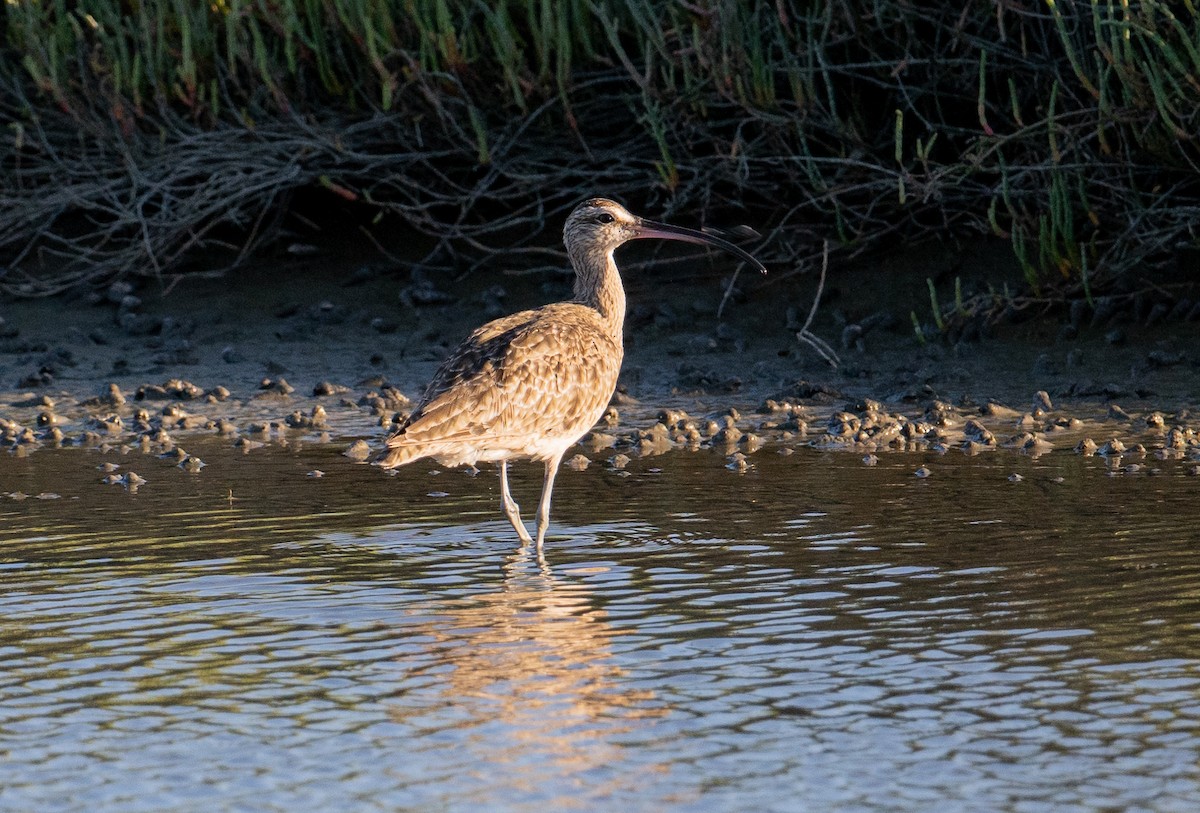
1;235;1198;488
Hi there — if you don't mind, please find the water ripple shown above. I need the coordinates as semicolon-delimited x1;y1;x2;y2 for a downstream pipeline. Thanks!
1;442;1200;810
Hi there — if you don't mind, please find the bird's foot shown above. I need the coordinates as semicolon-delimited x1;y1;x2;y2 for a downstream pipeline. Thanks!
506;512;533;545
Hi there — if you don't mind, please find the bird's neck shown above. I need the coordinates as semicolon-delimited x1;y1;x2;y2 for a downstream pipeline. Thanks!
571;246;626;339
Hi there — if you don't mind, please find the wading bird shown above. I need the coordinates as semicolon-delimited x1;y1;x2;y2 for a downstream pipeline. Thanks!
378;198;766;552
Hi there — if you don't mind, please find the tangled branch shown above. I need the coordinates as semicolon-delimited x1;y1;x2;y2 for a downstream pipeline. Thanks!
1;1;1198;297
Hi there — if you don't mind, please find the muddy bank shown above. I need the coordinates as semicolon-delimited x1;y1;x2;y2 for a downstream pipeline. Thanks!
2;238;1199;488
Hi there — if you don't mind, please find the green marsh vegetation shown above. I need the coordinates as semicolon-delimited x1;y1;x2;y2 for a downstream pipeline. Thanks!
1;0;1197;317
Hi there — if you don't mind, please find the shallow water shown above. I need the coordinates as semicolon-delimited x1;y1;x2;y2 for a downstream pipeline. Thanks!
2;440;1200;812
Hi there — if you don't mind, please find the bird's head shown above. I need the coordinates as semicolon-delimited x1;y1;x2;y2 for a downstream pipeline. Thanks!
563;197;766;274
563;198;641;255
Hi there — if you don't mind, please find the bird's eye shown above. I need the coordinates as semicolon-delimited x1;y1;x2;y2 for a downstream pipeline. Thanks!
597;213;615;224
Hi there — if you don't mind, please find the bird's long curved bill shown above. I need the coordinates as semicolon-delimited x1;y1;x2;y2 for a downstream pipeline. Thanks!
635;218;767;274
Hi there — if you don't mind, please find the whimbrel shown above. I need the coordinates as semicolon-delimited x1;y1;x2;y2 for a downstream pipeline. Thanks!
379;198;766;551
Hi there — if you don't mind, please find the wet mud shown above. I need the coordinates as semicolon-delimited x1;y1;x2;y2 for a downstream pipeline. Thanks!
2;238;1198;493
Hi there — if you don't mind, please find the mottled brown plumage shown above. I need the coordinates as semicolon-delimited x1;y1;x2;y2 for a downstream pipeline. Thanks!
379;198;766;551
378;303;622;469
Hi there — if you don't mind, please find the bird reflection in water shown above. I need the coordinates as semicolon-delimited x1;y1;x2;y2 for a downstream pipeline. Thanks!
386;546;667;789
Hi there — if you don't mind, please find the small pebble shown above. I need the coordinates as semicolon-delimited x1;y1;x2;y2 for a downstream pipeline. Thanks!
1107;404;1131;421
159;447;188;463
981;402;1019;418
725;452;750;472
657;408;689;427
914;466;932;478
344;439;373;461
314;381;352;396
257;377;294;396
739;433;762;453
963;419;996;445
1022;435;1054;455
1008;473;1024;483
82;383;126;408
582;431;617;451
566;453;590;471
179;455;206;473
713;425;743;445
285;406;327;429
307;470;325;478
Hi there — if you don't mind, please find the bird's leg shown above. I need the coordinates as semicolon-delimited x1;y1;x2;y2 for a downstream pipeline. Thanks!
499;460;533;544
535;453;563;553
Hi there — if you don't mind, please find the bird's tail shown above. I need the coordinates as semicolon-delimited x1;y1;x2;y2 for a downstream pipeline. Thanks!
376;428;466;468
375;441;423;469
